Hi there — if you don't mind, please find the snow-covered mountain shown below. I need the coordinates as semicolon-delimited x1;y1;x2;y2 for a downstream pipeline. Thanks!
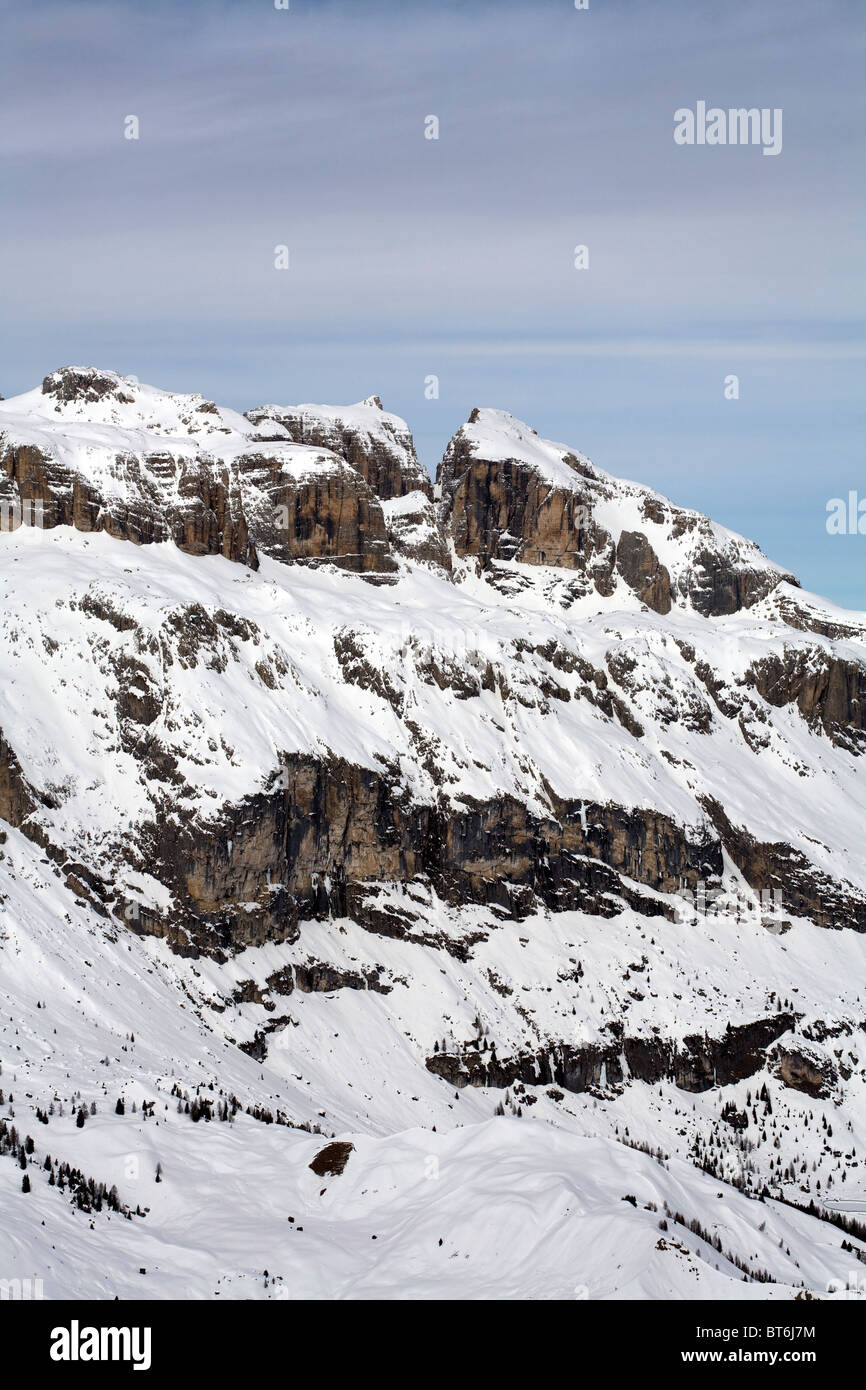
1;366;865;1300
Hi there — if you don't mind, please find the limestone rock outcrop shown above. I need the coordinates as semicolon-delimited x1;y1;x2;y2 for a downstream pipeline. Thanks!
245;397;431;500
0;367;398;577
438;407;797;617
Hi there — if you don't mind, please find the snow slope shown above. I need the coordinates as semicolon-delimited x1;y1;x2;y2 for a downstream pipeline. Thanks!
1;828;864;1300
1;371;865;1300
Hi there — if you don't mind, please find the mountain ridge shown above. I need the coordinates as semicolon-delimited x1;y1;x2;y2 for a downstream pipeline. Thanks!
1;365;865;1298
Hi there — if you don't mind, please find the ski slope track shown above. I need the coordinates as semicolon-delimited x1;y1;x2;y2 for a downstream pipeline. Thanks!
1;367;864;1300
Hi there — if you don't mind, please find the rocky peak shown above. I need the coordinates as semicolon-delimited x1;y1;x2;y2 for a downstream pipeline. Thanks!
438;407;797;617
41;365;134;405
30;365;274;443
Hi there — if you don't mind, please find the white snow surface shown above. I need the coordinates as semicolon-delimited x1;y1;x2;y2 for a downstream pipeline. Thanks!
1;377;866;1300
250;397;419;465
1;825;865;1300
1;527;864;891
0;369;356;496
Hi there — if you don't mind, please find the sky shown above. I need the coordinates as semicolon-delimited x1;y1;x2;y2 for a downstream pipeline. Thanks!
1;0;864;604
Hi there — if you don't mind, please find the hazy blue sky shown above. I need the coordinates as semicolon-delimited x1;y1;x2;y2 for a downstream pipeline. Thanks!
2;0;864;603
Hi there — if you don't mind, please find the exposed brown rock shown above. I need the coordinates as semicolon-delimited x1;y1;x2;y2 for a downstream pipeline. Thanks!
0;436;405;578
771;1044;837;1098
2;367;404;577
265;960;391;996
42;366;129;405
236;451;397;577
0;438;258;567
309;1141;354;1177
437;412;796;617
0;730;37;829
426;1013;795;1096
245;401;430;501
772;592;866;641
616;530;671;614
701;796;866;931
134;755;722;955
438;447;600;572
746;647;866;751
685;546;796;618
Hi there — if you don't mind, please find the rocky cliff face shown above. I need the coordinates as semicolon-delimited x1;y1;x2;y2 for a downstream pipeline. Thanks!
234;450;396;577
121;755;723;956
427;1013;797;1097
245;397;445;568
0;368;398;577
2;368;865;1184
745;647;866;751
246;397;431;500
438;408;797;617
0;730;36;830
0;434;258;566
